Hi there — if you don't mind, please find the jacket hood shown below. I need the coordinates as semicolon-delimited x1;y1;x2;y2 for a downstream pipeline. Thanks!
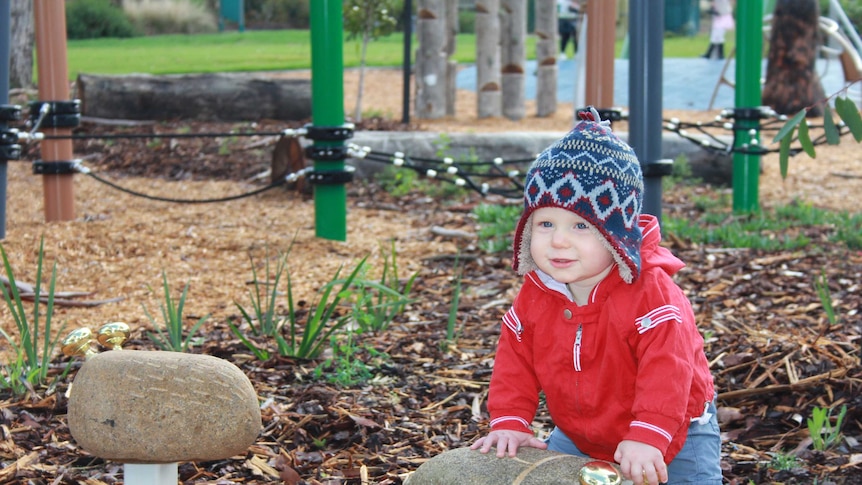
638;214;685;277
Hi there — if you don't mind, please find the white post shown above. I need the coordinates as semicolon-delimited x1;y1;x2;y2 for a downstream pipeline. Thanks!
124;463;178;485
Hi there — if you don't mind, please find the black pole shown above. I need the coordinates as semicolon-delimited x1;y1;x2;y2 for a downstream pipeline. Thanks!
402;0;413;125
0;0;12;240
628;0;670;225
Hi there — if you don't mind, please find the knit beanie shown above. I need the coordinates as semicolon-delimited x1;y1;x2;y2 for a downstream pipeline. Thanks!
512;107;644;283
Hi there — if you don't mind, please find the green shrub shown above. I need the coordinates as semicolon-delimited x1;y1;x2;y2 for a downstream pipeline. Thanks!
458;10;476;34
123;0;217;35
66;0;138;40
245;0;311;28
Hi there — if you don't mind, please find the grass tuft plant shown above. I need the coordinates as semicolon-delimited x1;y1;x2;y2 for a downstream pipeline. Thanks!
314;333;389;387
349;241;416;334
143;271;209;352
474;203;521;254
444;254;465;346
807;404;848;451
284;257;368;359
0;238;66;398
231;252;370;360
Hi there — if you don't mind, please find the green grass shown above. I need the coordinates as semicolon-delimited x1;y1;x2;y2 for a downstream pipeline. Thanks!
65;29;721;80
664;198;862;251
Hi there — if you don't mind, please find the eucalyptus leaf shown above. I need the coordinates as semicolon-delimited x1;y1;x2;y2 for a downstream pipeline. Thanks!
772;109;805;144
823;104;840;145
834;97;862;142
796;116;815;158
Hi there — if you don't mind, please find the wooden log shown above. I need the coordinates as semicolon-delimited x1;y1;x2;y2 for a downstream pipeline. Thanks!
76;73;312;122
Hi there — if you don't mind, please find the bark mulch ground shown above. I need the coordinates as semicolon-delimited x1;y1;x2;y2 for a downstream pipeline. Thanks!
1;115;861;485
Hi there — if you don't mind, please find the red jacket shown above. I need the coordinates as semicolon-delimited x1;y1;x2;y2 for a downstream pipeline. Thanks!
487;214;715;463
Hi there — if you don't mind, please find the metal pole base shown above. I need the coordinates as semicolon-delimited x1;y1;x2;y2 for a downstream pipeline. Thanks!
124;462;178;485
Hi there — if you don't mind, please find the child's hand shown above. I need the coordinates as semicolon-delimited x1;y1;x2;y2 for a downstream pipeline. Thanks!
470;430;548;457
613;440;668;485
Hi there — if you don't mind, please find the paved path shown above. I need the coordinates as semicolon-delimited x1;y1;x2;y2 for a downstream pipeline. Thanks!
455;57;851;111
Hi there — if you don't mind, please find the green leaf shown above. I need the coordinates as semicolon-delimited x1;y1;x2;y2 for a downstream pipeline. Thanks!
796;117;816;158
772;109;806;144
834;97;862;142
779;131;792;179
823;104;840;145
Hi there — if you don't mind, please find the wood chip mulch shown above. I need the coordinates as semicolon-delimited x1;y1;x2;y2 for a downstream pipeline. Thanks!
1;118;861;485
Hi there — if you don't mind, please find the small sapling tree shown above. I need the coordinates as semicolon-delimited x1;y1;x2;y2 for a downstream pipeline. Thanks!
343;0;400;122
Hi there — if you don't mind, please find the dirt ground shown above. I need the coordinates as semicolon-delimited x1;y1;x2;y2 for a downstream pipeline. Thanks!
1;67;861;484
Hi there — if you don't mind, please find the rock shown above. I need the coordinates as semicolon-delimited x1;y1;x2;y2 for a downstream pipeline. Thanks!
404;446;624;485
68;350;261;463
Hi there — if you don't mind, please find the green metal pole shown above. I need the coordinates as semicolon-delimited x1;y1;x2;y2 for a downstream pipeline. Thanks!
309;0;347;241
732;0;763;213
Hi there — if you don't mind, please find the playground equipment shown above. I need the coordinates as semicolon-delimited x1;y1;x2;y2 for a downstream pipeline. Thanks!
731;0;763;214
0;0;352;242
218;0;245;33
62;322;262;485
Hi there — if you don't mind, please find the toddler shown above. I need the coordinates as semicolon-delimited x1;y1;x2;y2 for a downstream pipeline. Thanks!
470;109;722;485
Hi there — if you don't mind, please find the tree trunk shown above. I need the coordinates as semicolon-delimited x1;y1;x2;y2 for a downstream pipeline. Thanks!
475;0;501;118
415;0;448;119
445;0;458;116
354;26;372;122
10;0;35;89
76;73;312;121
534;0;557;117
762;0;826;116
500;0;526;120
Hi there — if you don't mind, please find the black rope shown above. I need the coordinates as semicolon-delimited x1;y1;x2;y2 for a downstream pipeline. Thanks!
16;112;856;205
83;170;287;203
43;130;287;140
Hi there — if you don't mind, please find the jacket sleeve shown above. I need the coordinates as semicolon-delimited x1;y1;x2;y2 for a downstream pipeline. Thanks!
486;292;542;434
622;271;701;454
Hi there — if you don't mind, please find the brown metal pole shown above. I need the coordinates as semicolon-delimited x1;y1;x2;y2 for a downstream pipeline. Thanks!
584;0;616;108
34;0;75;222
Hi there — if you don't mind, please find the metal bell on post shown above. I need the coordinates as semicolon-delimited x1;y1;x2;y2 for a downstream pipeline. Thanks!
96;322;130;350
61;328;99;359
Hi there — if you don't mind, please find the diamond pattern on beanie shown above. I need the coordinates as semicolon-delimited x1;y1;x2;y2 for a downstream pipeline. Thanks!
512;111;645;283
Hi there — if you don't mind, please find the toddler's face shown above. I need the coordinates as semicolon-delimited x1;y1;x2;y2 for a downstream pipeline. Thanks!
529;207;615;287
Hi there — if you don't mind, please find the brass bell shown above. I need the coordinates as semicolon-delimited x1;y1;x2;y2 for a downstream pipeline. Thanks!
97;322;130;350
62;328;99;359
578;461;621;485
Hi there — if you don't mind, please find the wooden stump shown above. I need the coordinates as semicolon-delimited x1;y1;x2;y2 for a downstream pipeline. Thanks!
76;73;312;121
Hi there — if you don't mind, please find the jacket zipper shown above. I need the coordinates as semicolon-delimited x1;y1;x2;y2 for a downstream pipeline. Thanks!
573;324;582;372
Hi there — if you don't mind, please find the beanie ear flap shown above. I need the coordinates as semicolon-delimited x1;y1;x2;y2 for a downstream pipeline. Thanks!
511;211;536;275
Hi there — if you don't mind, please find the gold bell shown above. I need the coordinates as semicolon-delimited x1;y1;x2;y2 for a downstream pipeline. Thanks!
578;461;621;485
62;328;99;359
97;322;130;350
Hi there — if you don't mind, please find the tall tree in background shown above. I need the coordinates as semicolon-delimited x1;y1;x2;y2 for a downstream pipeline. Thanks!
500;0;527;121
475;0;501;118
9;0;34;89
534;0;557;117
344;0;399;122
762;0;826;116
415;0;447;119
